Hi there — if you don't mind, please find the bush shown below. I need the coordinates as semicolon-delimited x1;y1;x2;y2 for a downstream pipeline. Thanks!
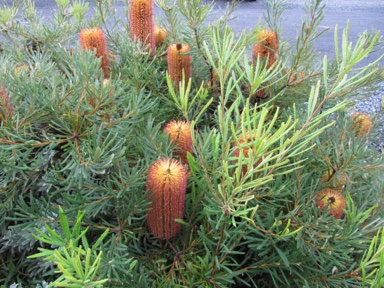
1;0;384;286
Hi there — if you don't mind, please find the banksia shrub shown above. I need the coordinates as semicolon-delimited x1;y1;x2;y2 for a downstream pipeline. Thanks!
315;189;347;219
79;27;111;78
154;25;167;47
351;112;373;137
252;29;279;69
167;43;192;87
0;85;13;125
129;0;155;54
164;120;193;165
232;131;264;177
1;0;384;286
146;158;188;240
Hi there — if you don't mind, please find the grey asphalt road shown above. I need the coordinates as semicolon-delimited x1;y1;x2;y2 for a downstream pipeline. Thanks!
214;0;384;63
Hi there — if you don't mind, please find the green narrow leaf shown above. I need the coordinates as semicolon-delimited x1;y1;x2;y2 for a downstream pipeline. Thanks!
322;55;328;91
275;246;290;268
59;206;72;241
44;225;66;245
73;210;87;240
307;80;320;118
92;229;109;249
84;248;92;277
73;252;85;280
88;251;104;279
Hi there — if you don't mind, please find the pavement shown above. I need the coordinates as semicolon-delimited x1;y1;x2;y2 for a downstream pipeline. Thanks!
2;0;383;62
217;0;383;63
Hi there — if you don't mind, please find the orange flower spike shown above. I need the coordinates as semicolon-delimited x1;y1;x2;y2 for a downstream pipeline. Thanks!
146;158;188;240
252;29;279;69
79;27;110;78
129;0;155;54
164;120;193;165
167;43;192;87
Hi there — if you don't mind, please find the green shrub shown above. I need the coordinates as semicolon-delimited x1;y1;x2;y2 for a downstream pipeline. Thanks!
1;0;384;286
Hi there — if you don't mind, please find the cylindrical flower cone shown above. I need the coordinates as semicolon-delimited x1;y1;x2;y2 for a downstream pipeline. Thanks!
146;158;188;240
252;29;279;69
164;120;193;165
79;27;110;78
251;29;278;99
351;112;373;137
167;43;192;87
129;0;155;55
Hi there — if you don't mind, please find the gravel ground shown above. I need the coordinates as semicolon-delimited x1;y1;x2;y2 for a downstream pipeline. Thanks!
355;82;384;153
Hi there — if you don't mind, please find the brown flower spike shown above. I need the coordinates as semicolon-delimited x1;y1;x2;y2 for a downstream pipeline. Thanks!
129;0;155;55
252;29;279;69
315;189;346;219
79;27;110;78
167;43;192;87
146;158;188;240
164;120;193;165
351;112;373;137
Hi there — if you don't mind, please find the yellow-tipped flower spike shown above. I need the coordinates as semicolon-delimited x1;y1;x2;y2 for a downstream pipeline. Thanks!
164;120;193;165
146;158;188;240
154;25;167;47
351;112;373;137
252;29;279;69
129;0;155;55
167;43;192;87
79;27;110;78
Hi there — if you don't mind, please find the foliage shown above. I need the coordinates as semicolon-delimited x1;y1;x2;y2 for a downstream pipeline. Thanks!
29;207;110;287
0;0;384;287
